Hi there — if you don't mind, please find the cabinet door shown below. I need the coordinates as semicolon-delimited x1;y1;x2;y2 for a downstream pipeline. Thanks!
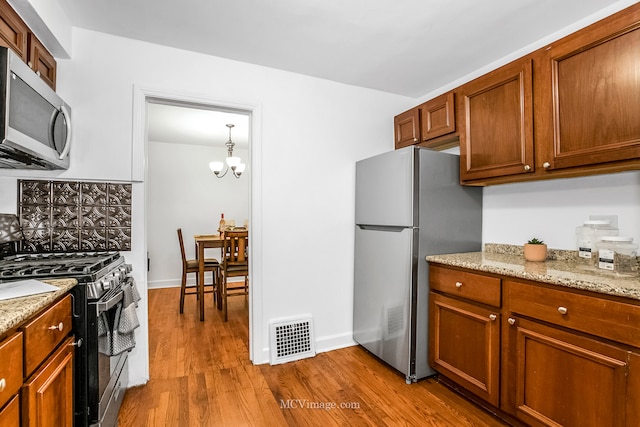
394;107;420;149
420;92;455;144
459;57;534;182
22;336;74;427
508;317;633;427
27;34;56;90
429;292;501;406
0;395;19;427
536;7;640;171
0;0;27;60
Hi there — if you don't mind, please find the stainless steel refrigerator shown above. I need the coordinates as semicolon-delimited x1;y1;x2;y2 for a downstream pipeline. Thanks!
353;146;482;383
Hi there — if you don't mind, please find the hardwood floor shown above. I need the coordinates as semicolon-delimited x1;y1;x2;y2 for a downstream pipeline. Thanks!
118;287;508;426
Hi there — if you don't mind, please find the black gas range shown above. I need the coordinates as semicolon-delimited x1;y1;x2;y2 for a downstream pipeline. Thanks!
0;251;135;427
0;251;126;299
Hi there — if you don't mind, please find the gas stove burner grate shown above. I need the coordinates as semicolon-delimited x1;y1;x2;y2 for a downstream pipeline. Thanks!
8;251;120;261
0;251;123;281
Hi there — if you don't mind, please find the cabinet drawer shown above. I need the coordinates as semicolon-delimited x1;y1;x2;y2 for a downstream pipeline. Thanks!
429;265;501;307
22;294;72;377
0;332;22;409
506;280;640;348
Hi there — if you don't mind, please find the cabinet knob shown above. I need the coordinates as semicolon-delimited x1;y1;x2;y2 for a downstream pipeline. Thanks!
413;138;419;142
36;70;41;77
48;322;64;332
0;378;5;392
524;164;531;171
455;281;463;288
507;318;516;325
543;162;551;169
489;314;497;321
557;306;568;315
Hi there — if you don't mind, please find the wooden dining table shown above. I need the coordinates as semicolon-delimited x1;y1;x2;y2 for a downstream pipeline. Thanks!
193;234;224;321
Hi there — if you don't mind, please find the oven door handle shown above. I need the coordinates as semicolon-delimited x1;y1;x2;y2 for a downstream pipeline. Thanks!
97;290;124;314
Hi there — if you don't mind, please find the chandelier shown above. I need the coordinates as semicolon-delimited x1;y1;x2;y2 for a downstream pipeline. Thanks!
209;124;246;178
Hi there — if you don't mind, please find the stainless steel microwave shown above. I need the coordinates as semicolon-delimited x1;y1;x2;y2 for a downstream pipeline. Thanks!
0;47;71;169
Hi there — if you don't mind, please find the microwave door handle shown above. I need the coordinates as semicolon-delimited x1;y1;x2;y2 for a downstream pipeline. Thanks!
56;105;72;160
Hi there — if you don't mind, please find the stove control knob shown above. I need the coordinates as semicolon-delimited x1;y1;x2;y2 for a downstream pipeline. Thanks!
124;264;133;274
101;277;111;291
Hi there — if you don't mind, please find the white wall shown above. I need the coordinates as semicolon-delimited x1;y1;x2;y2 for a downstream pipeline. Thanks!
483;171;640;249
146;141;249;288
0;178;18;210
45;28;408;385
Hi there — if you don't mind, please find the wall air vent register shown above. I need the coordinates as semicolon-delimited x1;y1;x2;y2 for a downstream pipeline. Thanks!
269;316;316;365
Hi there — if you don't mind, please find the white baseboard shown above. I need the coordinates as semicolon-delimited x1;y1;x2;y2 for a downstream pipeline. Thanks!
315;332;358;354
147;279;180;289
254;331;357;365
148;276;247;290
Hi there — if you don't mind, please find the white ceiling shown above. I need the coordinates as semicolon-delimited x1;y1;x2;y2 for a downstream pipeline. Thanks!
147;103;250;148
58;0;626;98
57;0;628;146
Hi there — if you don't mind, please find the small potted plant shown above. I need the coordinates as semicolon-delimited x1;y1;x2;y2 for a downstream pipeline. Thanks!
524;238;547;262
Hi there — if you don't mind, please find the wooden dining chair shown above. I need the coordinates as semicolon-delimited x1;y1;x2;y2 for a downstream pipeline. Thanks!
219;229;249;321
177;228;220;314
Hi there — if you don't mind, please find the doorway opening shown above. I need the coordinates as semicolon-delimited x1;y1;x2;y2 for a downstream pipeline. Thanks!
139;91;260;366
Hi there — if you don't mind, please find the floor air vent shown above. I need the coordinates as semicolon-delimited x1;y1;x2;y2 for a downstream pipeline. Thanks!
269;317;316;365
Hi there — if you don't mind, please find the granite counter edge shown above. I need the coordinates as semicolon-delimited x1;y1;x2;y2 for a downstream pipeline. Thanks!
0;278;78;337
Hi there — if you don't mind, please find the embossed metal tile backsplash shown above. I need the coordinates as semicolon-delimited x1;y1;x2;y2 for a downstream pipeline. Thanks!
19;180;132;252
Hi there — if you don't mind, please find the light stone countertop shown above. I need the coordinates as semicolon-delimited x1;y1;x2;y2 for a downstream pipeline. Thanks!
426;248;640;302
0;278;77;337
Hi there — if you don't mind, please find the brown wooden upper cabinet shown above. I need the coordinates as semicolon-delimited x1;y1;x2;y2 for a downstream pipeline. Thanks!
458;57;534;182
394;107;420;149
394;91;456;149
0;0;56;89
0;0;28;61
28;33;56;90
534;4;640;174
459;3;640;185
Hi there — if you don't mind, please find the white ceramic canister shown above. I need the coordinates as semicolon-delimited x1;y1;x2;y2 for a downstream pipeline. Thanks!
596;236;638;275
575;220;618;265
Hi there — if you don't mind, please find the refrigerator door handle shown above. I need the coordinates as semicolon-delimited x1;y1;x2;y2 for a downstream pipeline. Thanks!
357;225;416;232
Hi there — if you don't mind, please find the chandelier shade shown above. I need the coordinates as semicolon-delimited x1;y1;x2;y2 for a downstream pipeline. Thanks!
209;123;245;178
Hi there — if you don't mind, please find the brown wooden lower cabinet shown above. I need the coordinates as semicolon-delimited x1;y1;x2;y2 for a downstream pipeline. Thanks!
429;264;640;426
505;316;636;427
429;292;501;407
21;335;74;427
0;294;74;427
